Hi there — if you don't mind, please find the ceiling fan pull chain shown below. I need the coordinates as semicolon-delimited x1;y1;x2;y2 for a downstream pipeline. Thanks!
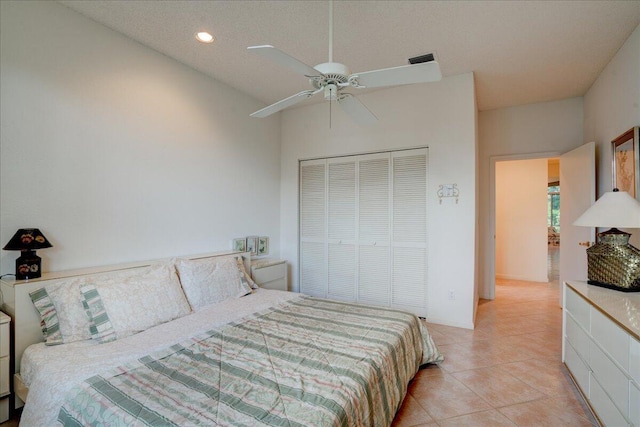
329;85;332;128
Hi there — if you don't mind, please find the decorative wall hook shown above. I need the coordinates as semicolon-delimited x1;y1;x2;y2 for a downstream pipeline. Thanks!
437;184;459;204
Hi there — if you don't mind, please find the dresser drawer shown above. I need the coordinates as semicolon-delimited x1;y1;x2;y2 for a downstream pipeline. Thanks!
252;262;286;284
589;341;629;417
0;312;10;422
566;314;590;361
591;308;629;372
565;340;590;396
0;322;8;359
260;278;287;291
566;287;590;331
589;375;630;427
251;259;287;291
0;357;9;397
630;381;640;426
0;398;8;424
630;336;640;384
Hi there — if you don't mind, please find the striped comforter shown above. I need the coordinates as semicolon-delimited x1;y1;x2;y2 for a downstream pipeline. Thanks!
58;296;442;426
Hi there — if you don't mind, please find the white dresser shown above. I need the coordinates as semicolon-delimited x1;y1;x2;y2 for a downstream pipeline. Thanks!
0;311;11;423
251;259;287;291
563;281;640;426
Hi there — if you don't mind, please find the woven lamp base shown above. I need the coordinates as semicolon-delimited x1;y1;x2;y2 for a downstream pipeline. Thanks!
586;229;640;292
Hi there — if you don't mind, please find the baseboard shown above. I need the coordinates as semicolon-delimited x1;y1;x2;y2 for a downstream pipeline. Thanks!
424;316;475;330
496;273;549;283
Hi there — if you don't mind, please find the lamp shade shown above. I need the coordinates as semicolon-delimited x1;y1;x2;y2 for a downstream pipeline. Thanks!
3;228;53;251
573;190;640;229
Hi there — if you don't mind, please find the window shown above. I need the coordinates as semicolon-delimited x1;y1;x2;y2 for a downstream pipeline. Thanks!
548;184;560;231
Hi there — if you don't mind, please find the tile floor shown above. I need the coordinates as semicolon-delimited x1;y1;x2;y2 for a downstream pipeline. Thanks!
392;246;597;426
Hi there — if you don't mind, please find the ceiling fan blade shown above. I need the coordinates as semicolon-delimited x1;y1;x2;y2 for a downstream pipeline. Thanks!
338;94;378;125
353;61;442;88
250;89;321;118
248;45;321;78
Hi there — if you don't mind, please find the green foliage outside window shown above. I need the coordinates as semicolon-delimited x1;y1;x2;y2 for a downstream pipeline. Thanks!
548;185;560;230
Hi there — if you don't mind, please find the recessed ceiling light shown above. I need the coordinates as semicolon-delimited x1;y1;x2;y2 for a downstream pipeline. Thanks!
195;31;214;43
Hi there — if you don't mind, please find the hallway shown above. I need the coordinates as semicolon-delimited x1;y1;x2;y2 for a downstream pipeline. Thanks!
548;244;559;283
392;274;596;426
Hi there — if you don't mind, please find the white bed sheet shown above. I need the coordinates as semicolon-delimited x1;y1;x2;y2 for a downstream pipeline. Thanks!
19;289;299;427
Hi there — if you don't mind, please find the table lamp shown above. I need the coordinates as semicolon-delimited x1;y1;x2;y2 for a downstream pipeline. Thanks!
573;189;640;291
2;228;53;280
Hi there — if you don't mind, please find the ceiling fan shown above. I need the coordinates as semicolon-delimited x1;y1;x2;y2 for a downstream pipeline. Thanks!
247;1;442;125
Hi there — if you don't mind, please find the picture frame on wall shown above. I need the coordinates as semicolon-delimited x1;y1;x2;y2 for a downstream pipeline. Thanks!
246;236;259;255
258;236;269;255
612;126;640;200
232;238;246;252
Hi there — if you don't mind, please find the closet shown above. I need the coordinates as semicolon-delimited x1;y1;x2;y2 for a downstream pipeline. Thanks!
299;148;429;317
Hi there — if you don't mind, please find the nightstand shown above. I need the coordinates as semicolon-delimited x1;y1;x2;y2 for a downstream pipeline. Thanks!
250;259;287;291
0;311;10;423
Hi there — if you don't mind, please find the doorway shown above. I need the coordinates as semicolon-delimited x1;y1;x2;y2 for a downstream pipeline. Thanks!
488;143;595;304
495;157;552;284
547;158;560;284
487;150;562;301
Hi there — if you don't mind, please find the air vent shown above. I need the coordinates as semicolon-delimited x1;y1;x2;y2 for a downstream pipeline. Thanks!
408;53;435;65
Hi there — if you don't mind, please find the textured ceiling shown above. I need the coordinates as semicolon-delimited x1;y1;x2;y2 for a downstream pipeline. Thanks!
58;0;640;111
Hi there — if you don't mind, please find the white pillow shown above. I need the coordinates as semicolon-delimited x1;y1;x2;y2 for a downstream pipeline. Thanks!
176;256;252;310
86;264;191;339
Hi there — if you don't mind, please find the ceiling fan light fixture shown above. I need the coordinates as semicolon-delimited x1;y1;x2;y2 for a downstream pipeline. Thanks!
324;84;339;101
195;31;214;43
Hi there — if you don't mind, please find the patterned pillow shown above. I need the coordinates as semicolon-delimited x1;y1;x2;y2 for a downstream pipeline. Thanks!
236;256;258;289
28;288;63;346
84;264;191;340
42;269;150;343
80;284;116;344
41;278;92;343
176;256;253;310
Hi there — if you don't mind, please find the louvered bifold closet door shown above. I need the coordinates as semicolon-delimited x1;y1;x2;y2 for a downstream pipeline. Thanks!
391;149;428;316
300;148;428;316
358;153;391;306
300;160;327;297
327;159;357;301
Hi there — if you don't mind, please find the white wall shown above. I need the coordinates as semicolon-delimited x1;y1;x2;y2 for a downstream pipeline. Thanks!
478;97;583;298
495;159;548;282
280;73;478;329
0;1;282;273
584;23;640;246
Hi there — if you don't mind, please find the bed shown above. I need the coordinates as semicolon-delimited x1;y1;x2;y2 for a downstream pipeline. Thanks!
2;251;442;426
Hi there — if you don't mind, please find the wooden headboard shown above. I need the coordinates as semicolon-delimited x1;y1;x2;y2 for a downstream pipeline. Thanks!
0;251;251;378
